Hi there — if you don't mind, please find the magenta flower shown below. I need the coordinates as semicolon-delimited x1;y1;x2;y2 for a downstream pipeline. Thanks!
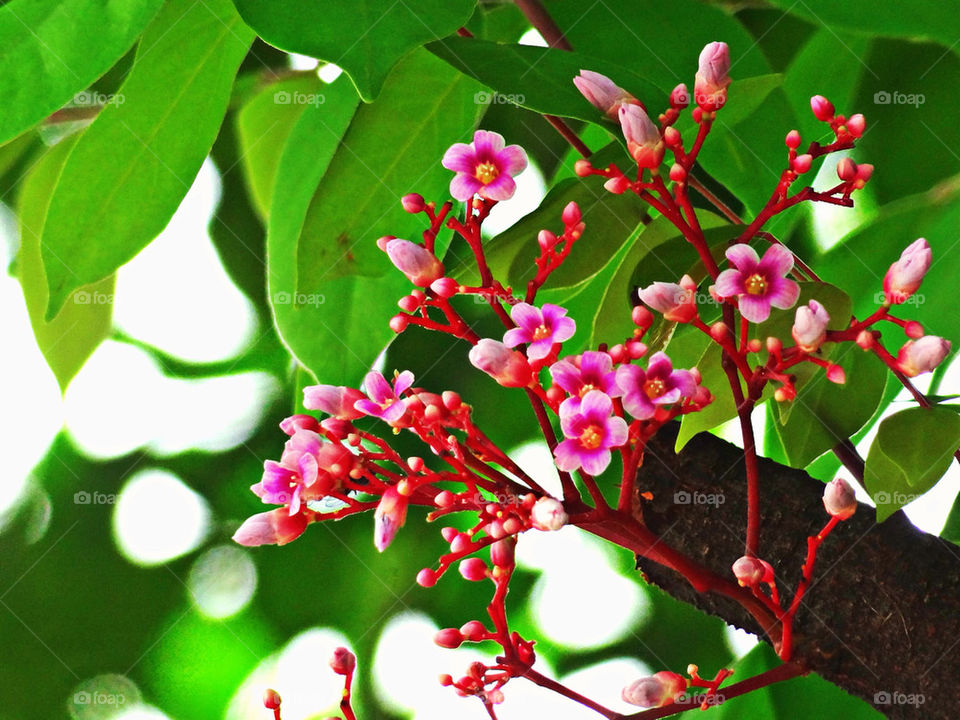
616;352;696;420
303;384;366;420
554;390;628;476
503;303;576;361
714;244;800;323
549;351;619;398
441;130;528;202
253;429;323;514
355;370;414;424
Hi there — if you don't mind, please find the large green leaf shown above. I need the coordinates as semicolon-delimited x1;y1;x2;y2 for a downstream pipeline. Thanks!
0;0;163;145
17;138;115;393
40;0;253;320
864;407;960;521
231;0;476;102
294;51;482;291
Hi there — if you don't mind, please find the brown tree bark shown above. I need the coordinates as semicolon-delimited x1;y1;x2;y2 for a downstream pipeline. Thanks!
632;423;960;719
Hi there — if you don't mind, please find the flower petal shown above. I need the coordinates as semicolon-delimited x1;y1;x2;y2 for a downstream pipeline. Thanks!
450;173;481;201
622;392;655;420
553;439;583;472
364;372;392;403
767;277;801;310
473;129;505;157
645;351;674;379
581;448;612;476
615;364;644;396
498;145;528;175
394;370;415;396
713;268;744;298
527;337;554;361
758;244;795;278
503;327;530;348
441;143;476;173
605;416;629;447
725;244;760;272
738;295;771;323
551;316;577;344
580;389;613;420
550;360;582;394
510;303;543;331
479;173;516;201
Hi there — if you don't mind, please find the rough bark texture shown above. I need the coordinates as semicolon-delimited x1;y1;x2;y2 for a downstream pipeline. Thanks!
634;424;960;719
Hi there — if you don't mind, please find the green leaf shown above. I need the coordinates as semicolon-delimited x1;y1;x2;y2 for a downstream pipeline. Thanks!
231;0;476;102
236;74;325;220
864;407;960;521
41;0;254;320
17;138;115;392
0;0;164;145
294;50;482;291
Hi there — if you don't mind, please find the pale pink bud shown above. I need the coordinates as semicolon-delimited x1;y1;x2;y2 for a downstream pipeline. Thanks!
637;274;697;323
562;201;581;226
434;628;464;648
884;238;932;304
279;414;320;435
468;339;533;387
632;304;654;329
732;555;766;586
856;330;874;349
622;671;687;708
574;69;638;120
459;557;488;581
694;42;731;112
263;689;282;709
785;130;801;149
663;126;682;147
385;238;444;287
897;336;951;377
791;153;813;174
374;486;408;552
791;299;830;352
810;95;835;122
826;364;846;384
823;477;857;519
846;113;866;137
604;175;630;193
670;83;690;109
574;159;593;177
330;647;356;675
430;276;459;298
303;384;366;420
417;568;437;587
905;321;924;339
531;497;567;531
619;104;665;169
401;193;425;213
854;163;873;187
233;509;308;547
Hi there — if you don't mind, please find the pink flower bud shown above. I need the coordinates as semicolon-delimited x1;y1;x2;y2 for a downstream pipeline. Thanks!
604;175;630;193
434;490;455;508
836;157;858;182
374;486;408;552
389;314;408;333
897;336;951;377
468;339;533;388
303;384;366;420
637;274;697;323
562;201;581;226
785;130;801;149
855;163;873;186
619;104;665;169
632;304;654;329
233;509;309;547
846;113;866;137
401;193;425;213
810;95;835;122
791;153;813;174
417;568;437;587
823;478;857;519
490;537;516;568
531;497;567;531
538;229;557;251
670;83;690;109
434;628;464;648
905;321;924;339
826;364;846;384
279;414;320;435
385;238;444;287
856;330;874;349
330;646;356;675
574;69;639;120
574;159;593;177
622;671;687;708
884;238;932;304
791;299;829;352
263;689;282;709
694;41;731;112
732;555;766;586
430;276;459;298
459;557;488;581
669;163;686;182
461;620;486;640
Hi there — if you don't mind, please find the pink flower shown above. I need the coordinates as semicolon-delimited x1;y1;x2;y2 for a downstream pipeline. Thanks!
549;351;619;398
883;238;931;304
573;69;639;120
253;431;354;514
233;508;309;547
374;486;408;552
618;104;664;169
384;238;444;287
694;41;731;111
303;384;366;420
897;336;951;377
355;371;414;424
503;303;576;361
714;244;800;323
554;390;629;476
791;299;830;352
441;130;527;202
616;352;697;420
638;274;698;323
468;339;533;387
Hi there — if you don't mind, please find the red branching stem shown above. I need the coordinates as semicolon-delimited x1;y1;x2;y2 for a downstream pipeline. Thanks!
617;438;645;513
340;668;357;720
525;388;580;502
738;400;762;558
579;470;611;512
521;668;619;719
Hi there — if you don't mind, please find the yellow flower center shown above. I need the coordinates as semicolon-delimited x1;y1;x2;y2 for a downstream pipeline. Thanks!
475;161;499;185
532;324;551;341
744;273;767;296
579;424;604;450
579;383;597;398
643;378;666;399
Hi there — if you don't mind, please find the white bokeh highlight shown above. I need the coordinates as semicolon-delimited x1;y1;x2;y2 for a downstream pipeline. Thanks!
188;544;258;619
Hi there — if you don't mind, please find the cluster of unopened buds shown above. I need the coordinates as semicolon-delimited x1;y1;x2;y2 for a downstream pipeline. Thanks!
239;38;951;719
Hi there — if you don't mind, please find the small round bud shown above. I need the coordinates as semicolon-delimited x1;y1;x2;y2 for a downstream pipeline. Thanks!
810;95;835;122
846;113;866;138
823;477;857;519
398;294;420;312
538;229;557;251
785;130;801;149
441;526;458;542
669;163;686;182
376;235;395;252
747;338;762;353
670;83;690;109
434;628;464;649
329;647;356;675
389;314;409;333
441;390;461;410
622;671;687;708
766;336;782;354
826;364;846;384
562;201;582;226
604;175;630;194
626;340;647;359
836;157;858;182
491;537;516;568
401;193;425;213
663;126;682;147
459;557;488;581
632;304;654;329
709;321;729;342
439;673;454;686
263;688;282;709
856;329;875;349
732;555;766;586
430;276;459;298
417;568;437;587
531;497;568;531
905;321;924;339
791;153;813;174
574;159;593;177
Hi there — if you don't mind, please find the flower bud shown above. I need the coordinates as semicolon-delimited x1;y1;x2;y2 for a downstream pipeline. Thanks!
490;537;516;568
854;163;873;188
574;159;593;177
374;486;409;552
562;201;582;226
810;95;835;122
385;238;444;287
303;384;366;420
732;555;766;586
884;238;932;304
619;104;665;169
823;477;857;519
430;276;459;298
604;175;630;193
330;646;356;675
669;163;686;183
791;153;812;174
836;157;858;182
637;274;697;323
670;83;690;109
622;671;687;708
905;321;924;339
401;193;425;213
531;497;568;531
897;336;951;377
826;364;846;384
694;41;731;112
538;229;557;251
468;339;533;388
434;628;464;648
573;70;639;120
785;129;801;149
263;688;282;709
233;508;308;547
417;568;437;587
846;113;866;137
791;299;830;352
856;330;874;349
459;557;488;581
279;414;320;436
461;620;486;640
632;304;654;329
